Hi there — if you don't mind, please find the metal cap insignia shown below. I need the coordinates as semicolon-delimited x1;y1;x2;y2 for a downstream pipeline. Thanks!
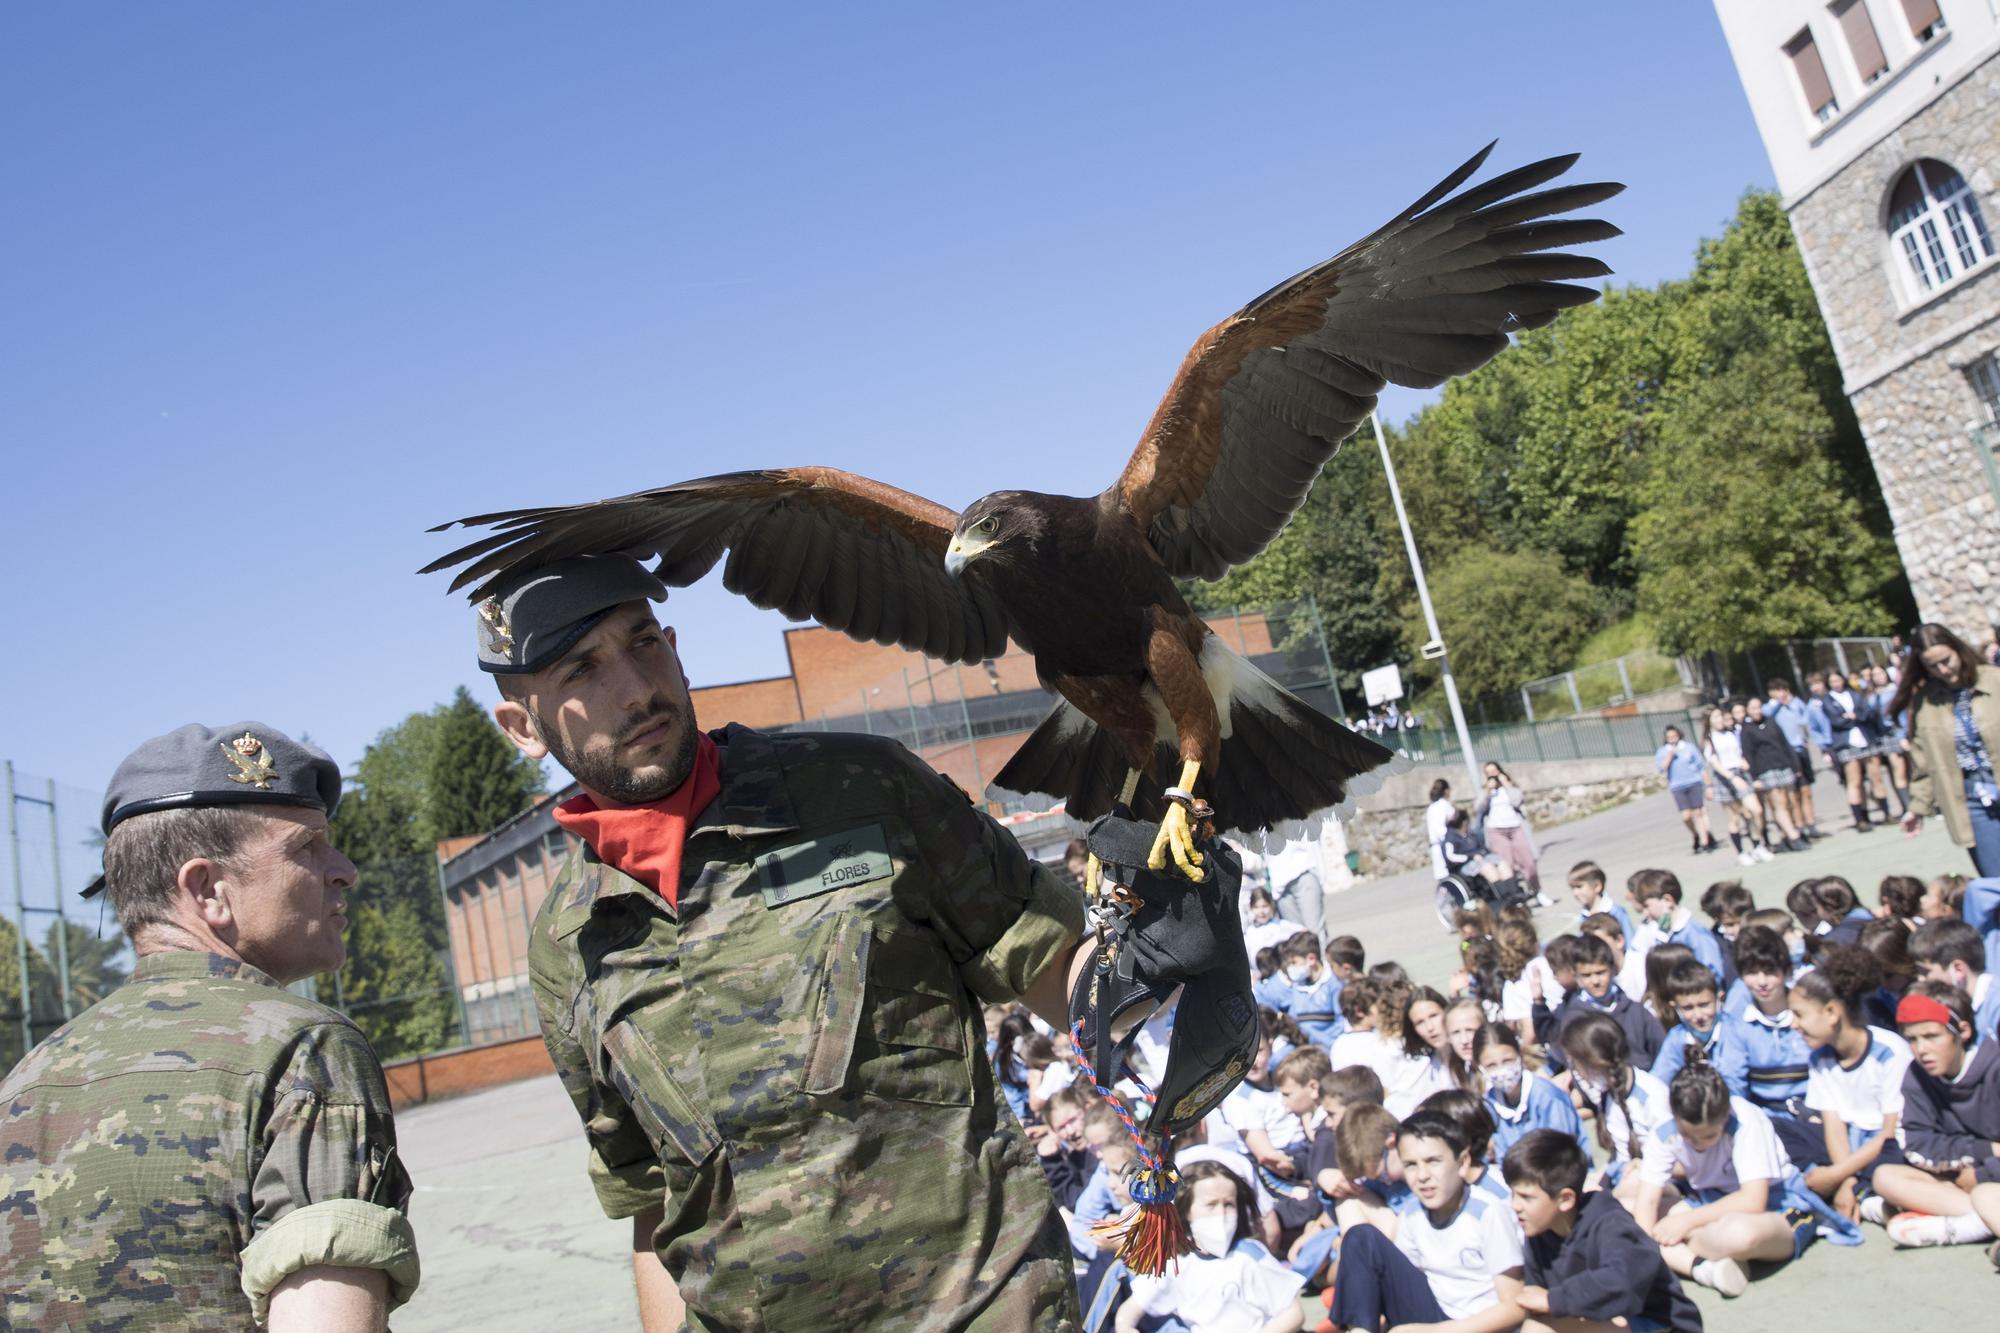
221;733;279;789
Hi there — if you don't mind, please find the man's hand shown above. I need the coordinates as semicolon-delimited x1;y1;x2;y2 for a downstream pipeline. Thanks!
1516;1285;1550;1315
1901;811;1923;835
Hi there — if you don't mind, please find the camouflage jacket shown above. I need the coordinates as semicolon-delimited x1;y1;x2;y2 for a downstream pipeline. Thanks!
0;950;419;1330
529;725;1088;1332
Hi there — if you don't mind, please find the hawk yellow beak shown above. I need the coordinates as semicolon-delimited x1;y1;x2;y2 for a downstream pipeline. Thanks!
944;533;992;577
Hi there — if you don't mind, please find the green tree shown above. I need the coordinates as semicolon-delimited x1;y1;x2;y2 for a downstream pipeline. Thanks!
43;920;128;1013
1412;548;1601;701
0;916;63;1069
427;686;544;842
1183;438;1403;688
1634;346;1897;654
322;689;541;1060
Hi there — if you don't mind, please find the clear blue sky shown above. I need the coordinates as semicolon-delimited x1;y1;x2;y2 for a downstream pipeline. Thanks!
0;3;1775;798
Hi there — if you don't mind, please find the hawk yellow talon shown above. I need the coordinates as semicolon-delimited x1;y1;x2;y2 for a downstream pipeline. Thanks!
1147;801;1206;882
1084;851;1103;900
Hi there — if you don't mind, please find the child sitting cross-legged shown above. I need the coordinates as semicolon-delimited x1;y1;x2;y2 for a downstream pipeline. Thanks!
1870;981;2000;1249
1325;1110;1525;1333
1112;1159;1305;1333
1790;944;1912;1219
1504;1128;1702;1333
1634;1045;1861;1299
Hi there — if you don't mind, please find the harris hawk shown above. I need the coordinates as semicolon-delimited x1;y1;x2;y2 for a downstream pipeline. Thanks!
424;143;1622;879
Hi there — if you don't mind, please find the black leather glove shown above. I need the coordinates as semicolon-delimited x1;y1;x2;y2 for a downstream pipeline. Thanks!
1068;810;1257;1135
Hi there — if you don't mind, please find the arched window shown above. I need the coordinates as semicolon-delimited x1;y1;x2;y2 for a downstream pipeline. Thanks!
1888;159;1994;295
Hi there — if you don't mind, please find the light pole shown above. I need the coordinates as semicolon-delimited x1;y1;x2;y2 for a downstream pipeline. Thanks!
1370;412;1482;795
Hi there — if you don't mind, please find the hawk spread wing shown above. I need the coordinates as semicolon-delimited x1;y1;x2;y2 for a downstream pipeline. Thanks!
1112;143;1623;580
422;468;1010;664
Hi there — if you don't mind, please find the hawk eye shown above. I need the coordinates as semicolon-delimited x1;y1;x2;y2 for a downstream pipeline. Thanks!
978;516;999;534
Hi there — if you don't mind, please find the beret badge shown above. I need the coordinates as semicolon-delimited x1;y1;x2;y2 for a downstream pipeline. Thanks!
478;598;515;655
221;733;278;790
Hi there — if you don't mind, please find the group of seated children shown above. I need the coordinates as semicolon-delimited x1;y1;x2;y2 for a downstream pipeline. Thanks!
992;860;2000;1333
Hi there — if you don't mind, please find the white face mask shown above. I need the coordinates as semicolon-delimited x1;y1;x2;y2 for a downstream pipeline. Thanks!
1573;1072;1608;1102
1486;1061;1524;1096
1286;962;1315;985
1190;1211;1238;1258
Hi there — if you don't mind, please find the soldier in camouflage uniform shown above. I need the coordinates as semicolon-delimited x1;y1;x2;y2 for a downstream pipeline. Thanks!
0;723;419;1331
472;556;1092;1331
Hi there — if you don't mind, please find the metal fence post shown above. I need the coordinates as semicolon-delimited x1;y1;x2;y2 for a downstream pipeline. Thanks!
1565;673;1583;716
1304;593;1346;720
43;779;69;1020
7;762;30;1055
1785;642;1804;690
1833;641;1850;677
1520;688;1535;723
1616;656;1633;703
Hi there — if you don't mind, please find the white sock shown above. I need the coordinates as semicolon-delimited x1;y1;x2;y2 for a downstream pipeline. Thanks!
1946;1212;1996;1244
1691;1259;1719;1286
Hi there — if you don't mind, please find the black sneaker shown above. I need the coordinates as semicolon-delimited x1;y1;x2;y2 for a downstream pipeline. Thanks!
1855;820;1875;833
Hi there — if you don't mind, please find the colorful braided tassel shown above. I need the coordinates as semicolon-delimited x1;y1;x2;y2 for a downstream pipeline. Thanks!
1088;1159;1187;1276
1069;1019;1189;1276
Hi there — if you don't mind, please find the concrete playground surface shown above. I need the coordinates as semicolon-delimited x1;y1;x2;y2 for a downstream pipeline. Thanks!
392;772;1998;1331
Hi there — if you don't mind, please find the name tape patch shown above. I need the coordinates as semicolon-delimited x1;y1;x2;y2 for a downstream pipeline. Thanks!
757;823;896;907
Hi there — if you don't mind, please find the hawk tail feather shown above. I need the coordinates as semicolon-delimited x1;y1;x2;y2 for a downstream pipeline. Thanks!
990;642;1408;849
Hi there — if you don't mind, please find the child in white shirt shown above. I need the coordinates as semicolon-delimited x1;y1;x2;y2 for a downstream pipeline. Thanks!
1636;1044;1861;1298
1113;1159;1304;1333
1324;1109;1524;1333
1790;944;1912;1214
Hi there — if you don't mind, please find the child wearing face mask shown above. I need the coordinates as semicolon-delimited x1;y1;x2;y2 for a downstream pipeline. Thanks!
1561;1012;1675;1201
1113;1160;1305;1333
1275;932;1348;1049
1474;1021;1589;1160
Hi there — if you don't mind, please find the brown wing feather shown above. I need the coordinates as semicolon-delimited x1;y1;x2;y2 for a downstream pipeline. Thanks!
420;468;1010;665
1110;143;1624;580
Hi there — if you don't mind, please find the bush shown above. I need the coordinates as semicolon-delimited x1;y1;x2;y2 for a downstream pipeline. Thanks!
1414;549;1600;700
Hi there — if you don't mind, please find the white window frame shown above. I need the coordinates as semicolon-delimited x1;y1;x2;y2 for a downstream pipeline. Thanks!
1889;160;1996;299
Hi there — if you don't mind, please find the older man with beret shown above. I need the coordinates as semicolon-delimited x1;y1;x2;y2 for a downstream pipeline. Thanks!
0;723;419;1331
463;555;1255;1332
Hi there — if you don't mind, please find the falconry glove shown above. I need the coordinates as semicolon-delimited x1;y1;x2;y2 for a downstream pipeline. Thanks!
1067;809;1256;1136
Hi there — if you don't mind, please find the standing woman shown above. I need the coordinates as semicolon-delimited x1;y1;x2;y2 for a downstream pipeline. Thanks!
1425;779;1455;883
1823;670;1895;831
1702;707;1770;866
1477;762;1546;905
1895;623;2000;877
1657;723;1719;854
1870;664;1914;813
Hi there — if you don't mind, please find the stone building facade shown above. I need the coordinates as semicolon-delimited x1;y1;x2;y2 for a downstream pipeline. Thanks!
1715;1;2000;636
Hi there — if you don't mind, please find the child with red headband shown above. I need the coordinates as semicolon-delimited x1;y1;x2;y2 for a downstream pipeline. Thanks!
1871;982;2000;1250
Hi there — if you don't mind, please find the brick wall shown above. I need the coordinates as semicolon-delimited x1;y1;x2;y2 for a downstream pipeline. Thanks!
382;1035;555;1109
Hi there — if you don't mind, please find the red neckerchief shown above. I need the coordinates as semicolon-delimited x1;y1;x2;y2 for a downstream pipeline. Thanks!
550;731;722;909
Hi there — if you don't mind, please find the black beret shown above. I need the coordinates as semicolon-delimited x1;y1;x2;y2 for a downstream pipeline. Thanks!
83;722;343;898
475;555;669;675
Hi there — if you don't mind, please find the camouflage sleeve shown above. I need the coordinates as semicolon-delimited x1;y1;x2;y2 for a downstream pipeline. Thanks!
238;1019;420;1321
529;945;666;1220
886;744;1086;1004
